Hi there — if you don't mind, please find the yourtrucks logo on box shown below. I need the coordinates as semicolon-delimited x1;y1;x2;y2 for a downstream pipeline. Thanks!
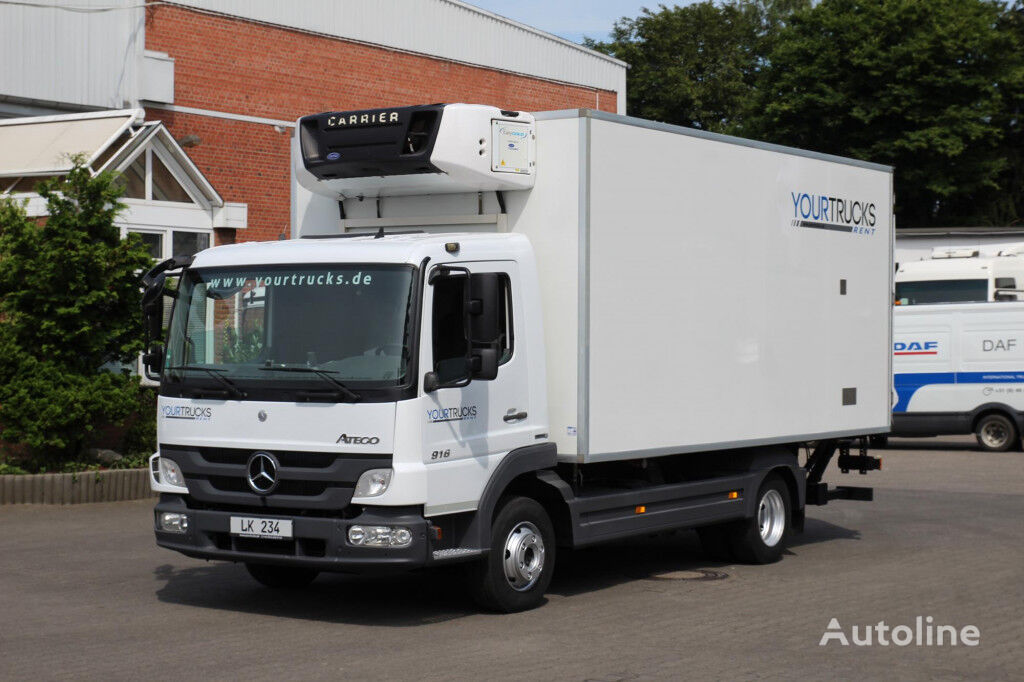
789;191;878;236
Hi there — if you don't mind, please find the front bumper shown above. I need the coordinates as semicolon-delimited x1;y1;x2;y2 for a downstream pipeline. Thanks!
154;495;429;572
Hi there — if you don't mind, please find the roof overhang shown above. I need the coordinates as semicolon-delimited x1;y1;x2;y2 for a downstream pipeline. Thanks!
0;109;144;177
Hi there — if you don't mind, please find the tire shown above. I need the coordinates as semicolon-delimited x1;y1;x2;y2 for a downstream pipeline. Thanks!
697;524;735;562
245;563;319;588
467;496;555;613
868;435;888;448
728;474;791;564
975;413;1017;452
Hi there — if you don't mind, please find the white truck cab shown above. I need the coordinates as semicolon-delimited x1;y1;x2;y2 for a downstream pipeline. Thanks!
143;104;891;611
895;248;1024;305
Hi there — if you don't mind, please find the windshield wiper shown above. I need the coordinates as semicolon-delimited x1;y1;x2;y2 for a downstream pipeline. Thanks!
165;365;247;399
257;365;361;402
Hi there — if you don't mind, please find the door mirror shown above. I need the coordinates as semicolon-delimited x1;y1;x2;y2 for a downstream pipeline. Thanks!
471;347;498;381
142;343;164;380
142;273;166;343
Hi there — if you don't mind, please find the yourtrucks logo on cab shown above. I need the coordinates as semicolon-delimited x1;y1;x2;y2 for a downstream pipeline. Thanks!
161;405;212;421
894;341;938;356
790;191;878;236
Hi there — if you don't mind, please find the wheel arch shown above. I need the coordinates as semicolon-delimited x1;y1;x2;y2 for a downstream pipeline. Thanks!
969;403;1022;434
463;443;558;551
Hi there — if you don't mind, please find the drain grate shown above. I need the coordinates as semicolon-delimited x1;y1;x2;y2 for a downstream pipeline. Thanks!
647;568;729;581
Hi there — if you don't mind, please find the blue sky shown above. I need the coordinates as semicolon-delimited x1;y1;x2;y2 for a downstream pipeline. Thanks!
466;1;698;44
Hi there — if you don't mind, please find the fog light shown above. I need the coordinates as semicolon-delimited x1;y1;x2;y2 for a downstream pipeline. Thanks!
353;468;392;498
158;457;185;488
159;512;189;533
348;524;412;548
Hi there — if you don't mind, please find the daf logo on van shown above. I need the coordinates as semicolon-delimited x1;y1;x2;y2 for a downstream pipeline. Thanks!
336;434;380;445
246;452;279;495
894;341;938;356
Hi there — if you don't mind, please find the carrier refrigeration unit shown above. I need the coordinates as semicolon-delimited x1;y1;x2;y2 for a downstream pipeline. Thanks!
142;104;891;612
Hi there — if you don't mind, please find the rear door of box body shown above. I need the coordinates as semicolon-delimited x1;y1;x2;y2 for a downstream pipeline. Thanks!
580;114;893;462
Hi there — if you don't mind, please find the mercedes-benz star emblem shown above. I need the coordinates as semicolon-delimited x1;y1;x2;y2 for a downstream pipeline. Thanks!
246;451;279;495
257;409;267;422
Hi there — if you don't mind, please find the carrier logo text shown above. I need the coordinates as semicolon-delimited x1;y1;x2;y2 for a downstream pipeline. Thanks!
325;111;400;128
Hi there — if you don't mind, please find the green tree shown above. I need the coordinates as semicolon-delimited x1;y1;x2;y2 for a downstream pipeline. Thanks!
750;0;1020;227
0;162;153;462
991;1;1024;225
586;1;809;133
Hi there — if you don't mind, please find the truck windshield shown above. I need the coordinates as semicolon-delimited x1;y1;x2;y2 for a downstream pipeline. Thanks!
163;264;416;401
894;279;988;305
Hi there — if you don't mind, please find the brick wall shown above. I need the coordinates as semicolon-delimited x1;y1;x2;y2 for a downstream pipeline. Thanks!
145;4;619;243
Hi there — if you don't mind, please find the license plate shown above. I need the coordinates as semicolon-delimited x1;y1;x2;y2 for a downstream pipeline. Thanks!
230;516;293;539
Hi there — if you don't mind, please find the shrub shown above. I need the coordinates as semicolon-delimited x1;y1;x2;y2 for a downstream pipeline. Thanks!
0;161;152;466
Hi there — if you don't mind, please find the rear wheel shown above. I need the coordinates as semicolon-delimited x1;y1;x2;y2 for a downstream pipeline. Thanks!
975;413;1017;452
467;496;555;613
728;475;791;564
245;563;319;588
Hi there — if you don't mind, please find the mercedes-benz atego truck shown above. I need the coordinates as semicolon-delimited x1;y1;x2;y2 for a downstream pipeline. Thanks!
142;104;890;612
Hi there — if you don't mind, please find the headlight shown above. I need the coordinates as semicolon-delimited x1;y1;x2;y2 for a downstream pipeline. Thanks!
158;457;185;487
348;525;412;548
353;468;392;497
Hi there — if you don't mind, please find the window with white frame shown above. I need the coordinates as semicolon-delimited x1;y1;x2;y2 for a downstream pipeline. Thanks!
117;145;213;260
124;227;211;260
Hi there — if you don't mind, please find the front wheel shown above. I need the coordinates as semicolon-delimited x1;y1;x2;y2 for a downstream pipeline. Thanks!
975;413;1017;452
728;474;791;564
245;563;319;588
467;496;555;613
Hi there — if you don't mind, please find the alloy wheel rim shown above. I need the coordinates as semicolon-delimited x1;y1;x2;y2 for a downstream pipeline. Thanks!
758;489;786;547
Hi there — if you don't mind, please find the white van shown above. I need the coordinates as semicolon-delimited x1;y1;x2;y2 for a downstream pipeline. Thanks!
893;302;1024;450
895;249;1024;305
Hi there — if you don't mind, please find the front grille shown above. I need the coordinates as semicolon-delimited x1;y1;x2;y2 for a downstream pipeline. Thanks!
207;533;328;558
207;475;331;497
200;448;352;469
162;444;390;511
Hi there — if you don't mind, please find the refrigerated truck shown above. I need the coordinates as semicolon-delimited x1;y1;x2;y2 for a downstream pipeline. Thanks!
895;250;1024;305
893;302;1024;451
141;104;890;612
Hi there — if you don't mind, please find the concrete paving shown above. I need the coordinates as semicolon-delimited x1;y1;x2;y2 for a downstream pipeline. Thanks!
1;437;1021;681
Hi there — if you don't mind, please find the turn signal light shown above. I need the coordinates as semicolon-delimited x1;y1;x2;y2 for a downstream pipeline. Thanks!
635;505;646;514
727;491;739;500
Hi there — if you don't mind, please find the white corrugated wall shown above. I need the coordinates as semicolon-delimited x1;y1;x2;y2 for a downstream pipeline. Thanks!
0;0;626;114
0;0;144;111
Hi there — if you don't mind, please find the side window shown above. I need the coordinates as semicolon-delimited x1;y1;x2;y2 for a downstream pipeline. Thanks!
494;275;513;365
432;275;469;384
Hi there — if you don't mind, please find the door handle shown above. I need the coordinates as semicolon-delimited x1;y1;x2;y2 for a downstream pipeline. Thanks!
503;411;528;423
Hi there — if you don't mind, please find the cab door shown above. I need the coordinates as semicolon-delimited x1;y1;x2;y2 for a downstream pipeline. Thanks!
420;260;531;515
